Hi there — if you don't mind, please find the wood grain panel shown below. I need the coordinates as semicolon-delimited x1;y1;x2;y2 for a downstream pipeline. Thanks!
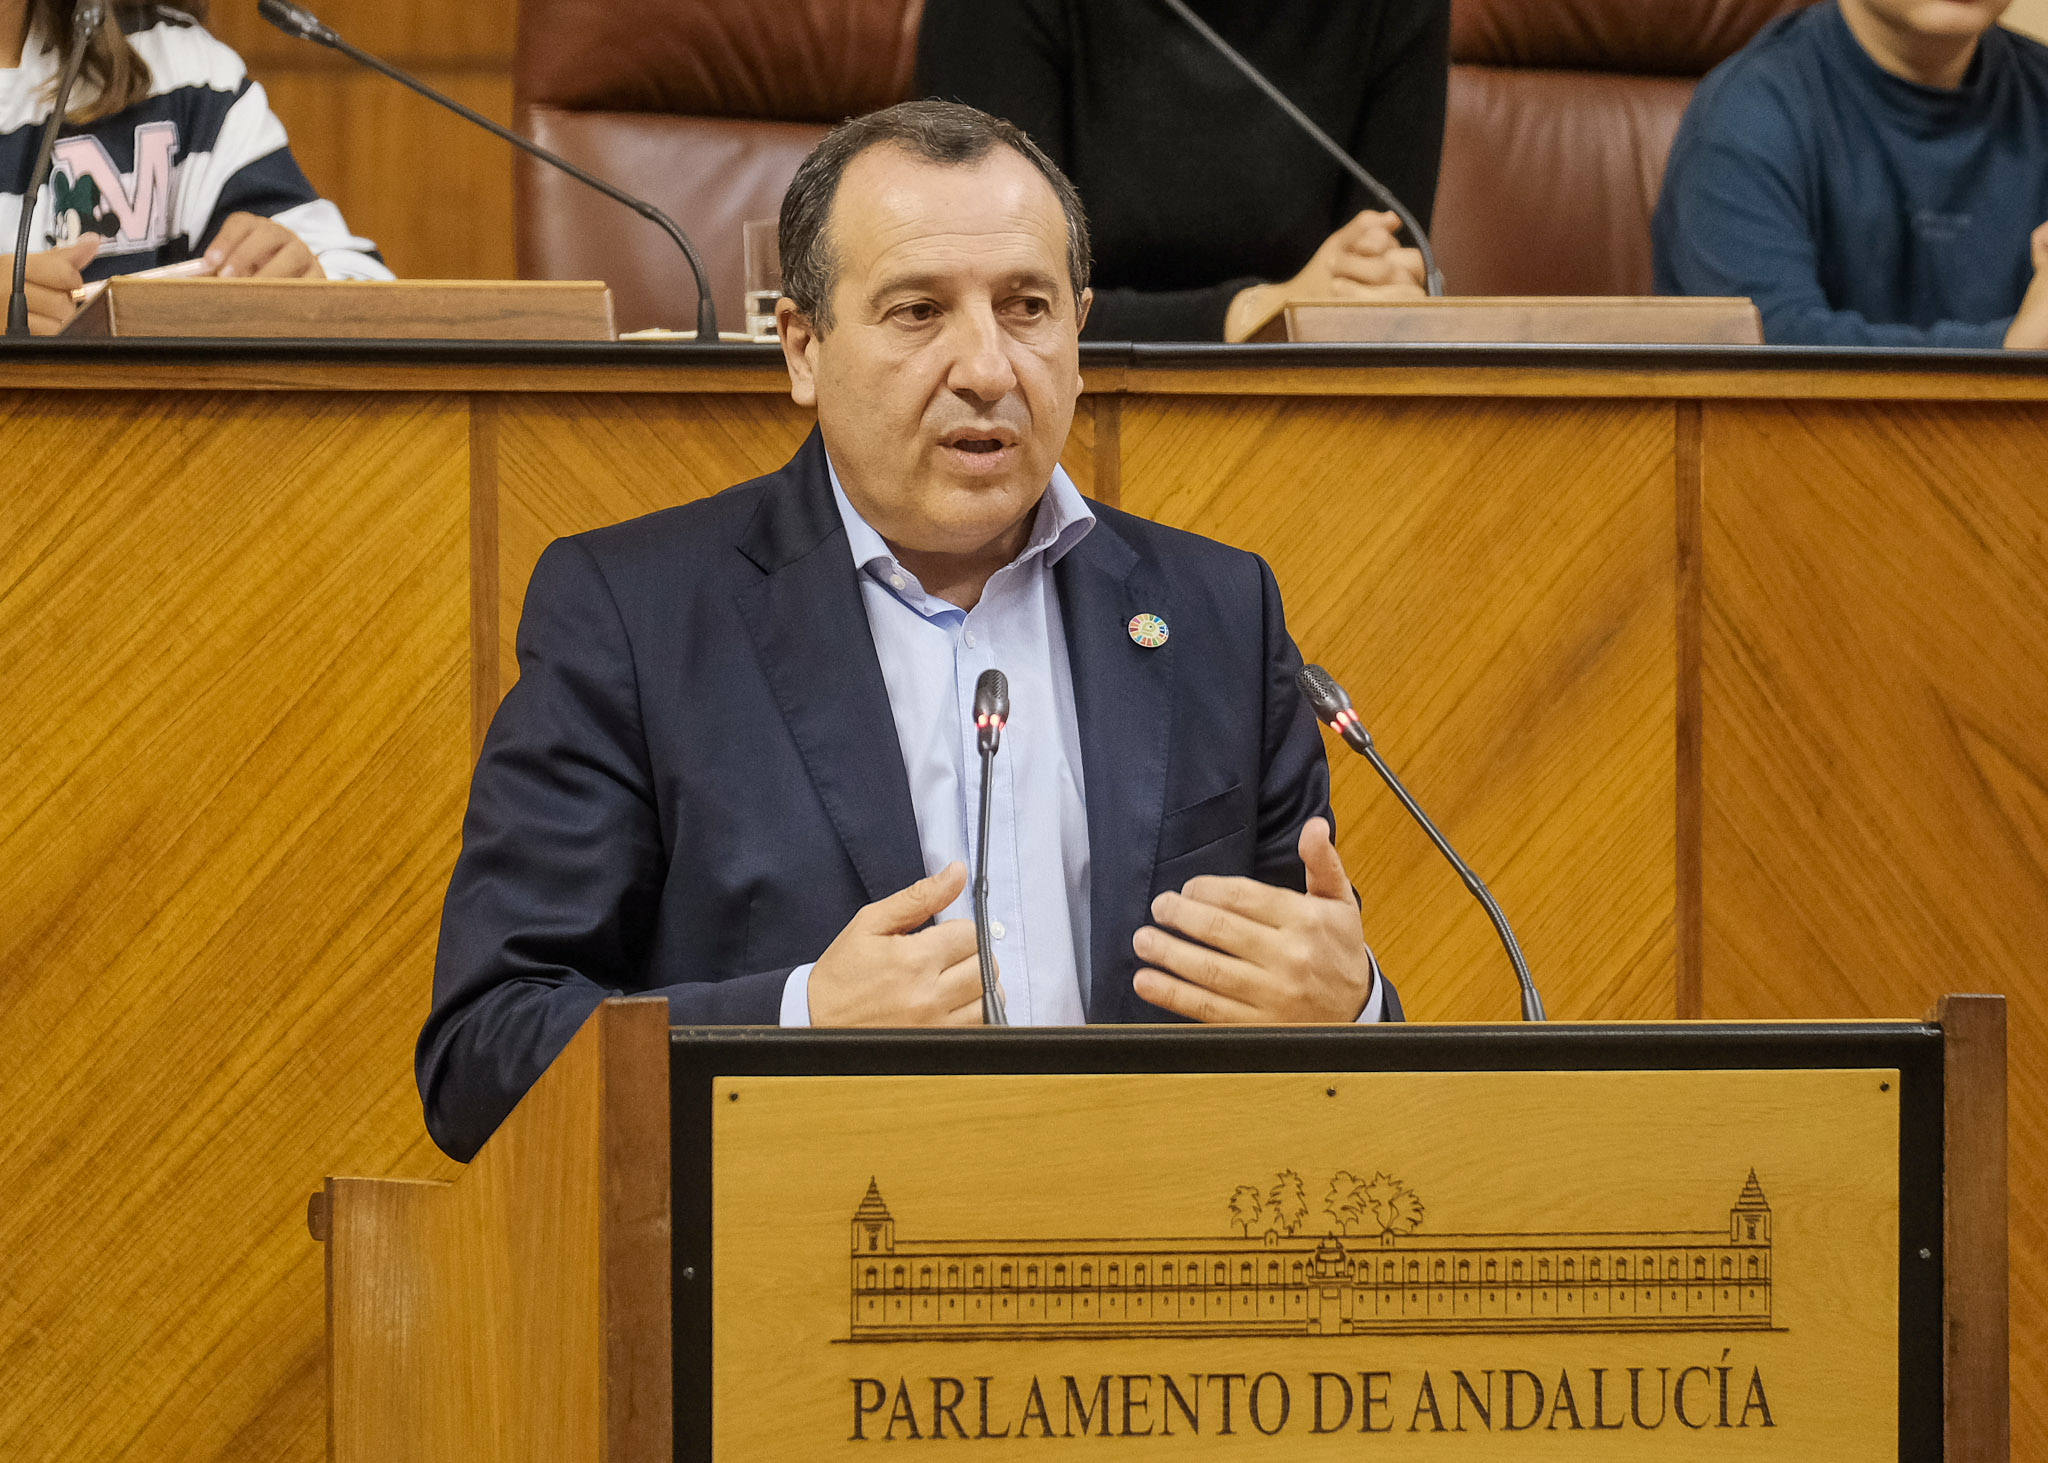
2006;0;2048;43
211;0;518;67
492;393;817;699
0;390;470;1462
719;1064;1900;1459
324;999;669;1463
1119;395;1678;1023
1939;994;2011;1463
1124;363;2048;403
1700;399;2048;1457
257;70;517;282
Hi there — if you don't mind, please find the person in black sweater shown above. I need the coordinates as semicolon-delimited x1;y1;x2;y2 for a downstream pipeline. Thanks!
917;0;1449;342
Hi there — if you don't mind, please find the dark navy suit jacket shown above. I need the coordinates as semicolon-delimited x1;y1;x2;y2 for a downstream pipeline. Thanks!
419;430;1399;1160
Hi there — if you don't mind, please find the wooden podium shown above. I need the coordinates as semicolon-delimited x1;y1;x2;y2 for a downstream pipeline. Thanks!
313;996;2006;1462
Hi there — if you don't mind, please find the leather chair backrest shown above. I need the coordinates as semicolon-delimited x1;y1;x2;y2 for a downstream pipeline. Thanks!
515;0;923;332
513;0;1803;328
1434;0;1808;295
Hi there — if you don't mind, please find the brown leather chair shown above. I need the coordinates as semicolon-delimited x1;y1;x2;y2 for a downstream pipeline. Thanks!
514;0;923;333
514;0;1797;329
1433;0;1806;295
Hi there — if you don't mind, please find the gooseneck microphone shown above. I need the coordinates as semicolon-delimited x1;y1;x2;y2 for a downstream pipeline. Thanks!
1296;664;1545;1021
971;669;1011;1028
8;0;106;337
256;0;719;340
1155;0;1445;297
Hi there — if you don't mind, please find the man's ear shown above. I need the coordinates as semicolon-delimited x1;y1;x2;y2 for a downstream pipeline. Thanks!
1073;287;1094;394
776;299;820;408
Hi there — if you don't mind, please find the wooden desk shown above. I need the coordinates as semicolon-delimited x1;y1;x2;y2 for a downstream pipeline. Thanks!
2;339;2042;1461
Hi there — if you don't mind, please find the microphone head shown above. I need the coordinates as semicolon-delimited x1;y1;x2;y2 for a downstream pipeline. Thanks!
974;669;1009;754
72;0;106;38
258;0;336;44
973;668;1009;722
1295;663;1352;723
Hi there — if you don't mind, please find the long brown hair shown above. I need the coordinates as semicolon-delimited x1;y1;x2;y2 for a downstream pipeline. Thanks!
28;1;212;123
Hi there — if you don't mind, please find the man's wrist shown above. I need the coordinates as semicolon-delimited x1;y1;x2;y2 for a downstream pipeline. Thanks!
1353;949;1385;1024
779;964;816;1027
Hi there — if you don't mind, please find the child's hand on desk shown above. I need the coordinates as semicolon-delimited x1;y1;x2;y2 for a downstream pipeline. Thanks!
2006;221;2048;351
1;235;103;335
203;213;326;280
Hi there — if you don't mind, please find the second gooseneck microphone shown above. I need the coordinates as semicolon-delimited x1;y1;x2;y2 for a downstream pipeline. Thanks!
1155;0;1445;297
8;0;106;337
1297;664;1545;1021
971;669;1011;1028
256;0;719;340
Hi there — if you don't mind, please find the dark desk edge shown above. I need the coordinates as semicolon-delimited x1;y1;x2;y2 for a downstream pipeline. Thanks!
0;336;2042;374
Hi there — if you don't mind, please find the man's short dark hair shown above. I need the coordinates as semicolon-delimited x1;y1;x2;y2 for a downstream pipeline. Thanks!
778;99;1092;332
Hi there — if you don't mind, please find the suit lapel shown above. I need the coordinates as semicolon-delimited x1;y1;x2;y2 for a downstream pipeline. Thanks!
734;431;926;905
1056;516;1173;1022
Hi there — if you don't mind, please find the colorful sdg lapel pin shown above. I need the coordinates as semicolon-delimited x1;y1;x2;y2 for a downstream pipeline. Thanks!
1127;612;1169;649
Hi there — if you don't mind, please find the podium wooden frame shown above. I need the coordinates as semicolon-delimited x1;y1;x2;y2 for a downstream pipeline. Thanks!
313;994;2005;1462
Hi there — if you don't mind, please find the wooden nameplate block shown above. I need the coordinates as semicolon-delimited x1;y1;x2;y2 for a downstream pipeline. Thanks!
1249;296;1762;346
61;277;617;341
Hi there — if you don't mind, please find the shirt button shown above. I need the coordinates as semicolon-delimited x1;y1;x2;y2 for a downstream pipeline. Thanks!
964;629;977;648
888;573;905;590
991;920;1006;940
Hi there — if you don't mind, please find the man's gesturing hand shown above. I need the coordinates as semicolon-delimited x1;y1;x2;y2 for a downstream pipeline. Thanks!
807;861;997;1026
1132;817;1375;1023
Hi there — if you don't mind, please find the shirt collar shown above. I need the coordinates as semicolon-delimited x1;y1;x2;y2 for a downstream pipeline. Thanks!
826;455;1096;588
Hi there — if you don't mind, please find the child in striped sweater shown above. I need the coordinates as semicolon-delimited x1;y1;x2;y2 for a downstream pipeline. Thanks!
2;0;390;334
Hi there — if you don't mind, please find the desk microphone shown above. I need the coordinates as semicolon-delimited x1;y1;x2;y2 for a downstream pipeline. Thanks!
8;0;106;337
256;0;719;340
1155;0;1444;297
971;669;1011;1027
1296;664;1544;1020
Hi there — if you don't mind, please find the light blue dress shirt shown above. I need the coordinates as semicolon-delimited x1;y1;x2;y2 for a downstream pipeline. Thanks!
779;463;1383;1027
780;462;1096;1025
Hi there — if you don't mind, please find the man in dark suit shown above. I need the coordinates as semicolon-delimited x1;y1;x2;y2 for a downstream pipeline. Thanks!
419;101;1398;1162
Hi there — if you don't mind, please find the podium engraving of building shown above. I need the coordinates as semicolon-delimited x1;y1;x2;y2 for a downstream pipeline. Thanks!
848;1172;1774;1340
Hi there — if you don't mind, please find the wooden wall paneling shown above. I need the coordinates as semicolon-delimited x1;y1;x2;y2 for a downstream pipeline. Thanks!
490;393;817;702
256;70;518;282
1675;399;1705;1018
210;0;521;282
470;394;503;747
1938;994;2011;1463
209;0;519;64
1699;399;2048;1458
1074;392;1120;508
0;390;470;1462
2004;0;2048;43
1119;394;1678;1023
1056;392;1100;502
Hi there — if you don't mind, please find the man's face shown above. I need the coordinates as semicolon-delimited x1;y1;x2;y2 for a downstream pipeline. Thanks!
778;145;1091;560
1841;0;2012;44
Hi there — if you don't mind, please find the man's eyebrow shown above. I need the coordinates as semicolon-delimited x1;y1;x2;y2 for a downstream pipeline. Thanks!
863;268;1066;311
864;272;948;310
